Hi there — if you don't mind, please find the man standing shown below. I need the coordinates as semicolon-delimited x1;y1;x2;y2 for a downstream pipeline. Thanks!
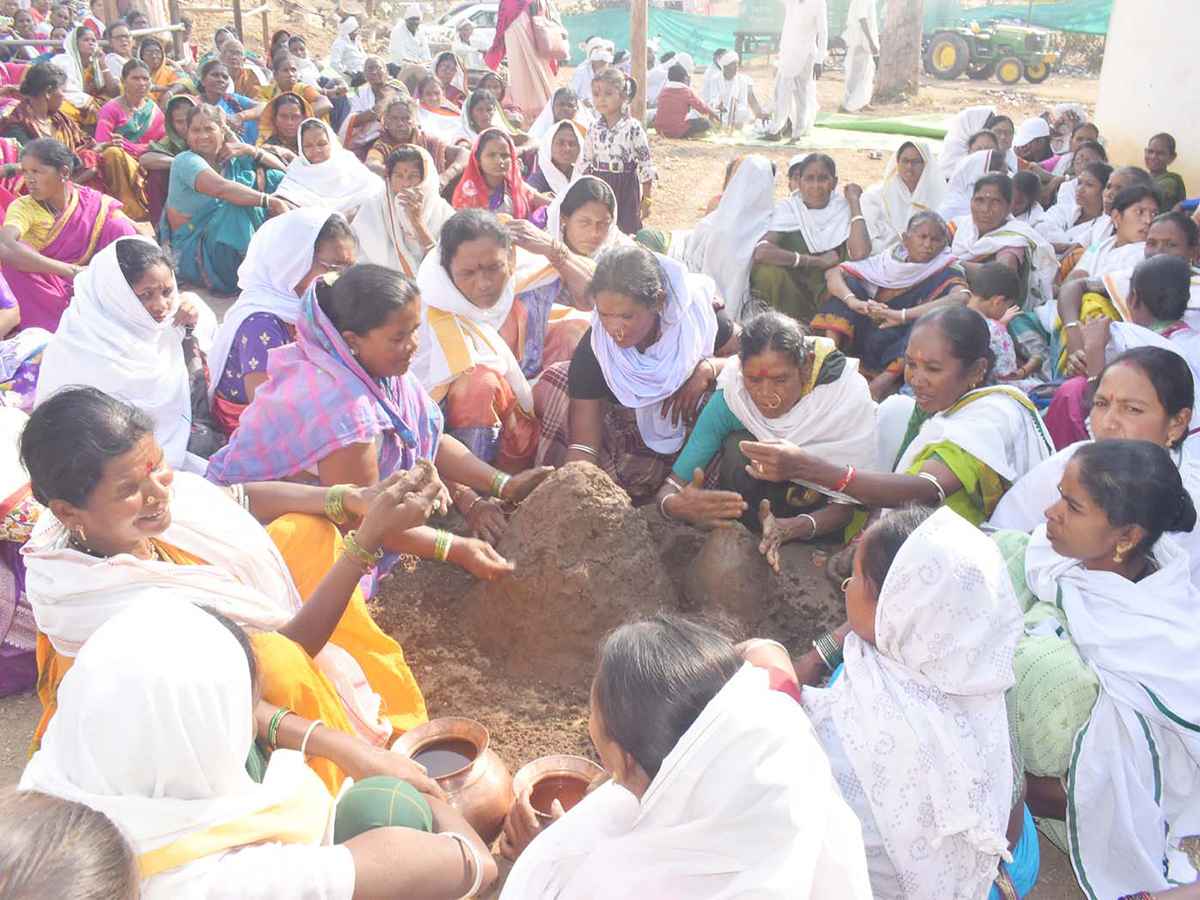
839;0;878;112
389;3;431;74
764;0;827;141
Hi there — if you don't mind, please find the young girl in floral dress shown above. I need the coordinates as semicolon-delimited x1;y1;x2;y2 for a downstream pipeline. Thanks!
580;67;657;234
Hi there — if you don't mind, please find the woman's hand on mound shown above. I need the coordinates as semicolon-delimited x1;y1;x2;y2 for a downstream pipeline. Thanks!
758;500;784;573
345;460;444;518
356;462;444;544
465;498;507;546
500;466;553;504
450;536;514;581
664;469;747;529
343;744;448;800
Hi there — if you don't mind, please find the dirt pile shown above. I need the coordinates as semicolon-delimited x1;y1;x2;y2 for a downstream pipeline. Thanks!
464;463;679;684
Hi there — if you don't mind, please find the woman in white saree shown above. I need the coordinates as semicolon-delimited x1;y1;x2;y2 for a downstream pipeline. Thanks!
861;139;945;255
499;613;873;899
274;119;379;214
354;145;454;277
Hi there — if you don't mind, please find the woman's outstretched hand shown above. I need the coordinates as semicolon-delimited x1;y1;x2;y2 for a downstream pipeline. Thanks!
501;466;553;504
357;462;444;543
663;469;747;529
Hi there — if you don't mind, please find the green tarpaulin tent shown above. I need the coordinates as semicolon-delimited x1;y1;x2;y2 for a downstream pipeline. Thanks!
923;0;1112;35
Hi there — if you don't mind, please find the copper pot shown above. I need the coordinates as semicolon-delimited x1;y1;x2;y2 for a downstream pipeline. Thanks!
393;716;513;843
510;755;605;825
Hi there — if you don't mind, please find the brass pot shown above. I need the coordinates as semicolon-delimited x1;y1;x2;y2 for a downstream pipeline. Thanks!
510;754;605;825
393;716;513;844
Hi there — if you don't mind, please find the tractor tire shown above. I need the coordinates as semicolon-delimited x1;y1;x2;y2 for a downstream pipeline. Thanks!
924;33;970;80
1024;61;1051;83
966;61;996;80
996;56;1025;85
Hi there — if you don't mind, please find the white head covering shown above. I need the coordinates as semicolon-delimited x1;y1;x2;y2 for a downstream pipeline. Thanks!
501;663;873;900
938;149;995;221
339;15;358;36
589;46;614;64
1014;116;1050;147
680;154;776;319
404;3;421;17
938;104;996;176
716;49;738;68
860;139;945;254
534;118;585;197
527;92;594;143
803;507;1023;900
770;184;853;253
950;212;1058;309
34;236;191;467
205;208;341;402
20;601;333;893
275;119;381;213
353;145;454;277
590;253;718;452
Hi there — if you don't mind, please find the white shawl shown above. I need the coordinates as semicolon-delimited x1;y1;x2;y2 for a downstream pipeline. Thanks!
803;507;1022;900
418;101;467;143
1034;182;1099;245
20;602;334;900
938;149;993;222
719;344;876;498
353;146;454;278
412;250;534;412
1024;528;1200;898
679;154;776;319
938;105;1019;178
892;385;1054;482
275;119;380;213
34;236;191;468
769;189;852;254
861;140;945;254
839;245;958;295
207;207;340;403
1076;233;1146;278
590;253;718;452
527;103;594;143
534;119;586;197
500;664;873;900
950;213;1058;309
22;471;393;745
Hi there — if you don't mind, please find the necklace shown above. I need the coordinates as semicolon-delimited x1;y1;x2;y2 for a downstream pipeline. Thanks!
68;535;164;562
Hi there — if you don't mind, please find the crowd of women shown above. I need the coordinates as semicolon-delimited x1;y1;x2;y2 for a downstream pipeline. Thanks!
0;9;1198;900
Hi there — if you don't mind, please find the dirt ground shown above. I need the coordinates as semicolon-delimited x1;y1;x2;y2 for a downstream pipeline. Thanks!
0;47;1098;897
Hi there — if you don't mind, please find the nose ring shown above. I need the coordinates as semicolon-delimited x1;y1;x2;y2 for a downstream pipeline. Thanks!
614;327;626;342
764;393;783;410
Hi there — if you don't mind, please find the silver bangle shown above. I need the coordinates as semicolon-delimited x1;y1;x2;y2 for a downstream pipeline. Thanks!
850;214;866;224
442;831;485;899
299;718;322;758
901;307;907;324
797;513;818;539
659;491;677;521
743;637;788;656
567;443;599;458
1063;321;1081;330
916;470;947;505
791;251;802;268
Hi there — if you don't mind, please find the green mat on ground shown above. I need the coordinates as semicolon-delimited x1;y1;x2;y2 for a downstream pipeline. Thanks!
812;112;952;139
684;112;951;152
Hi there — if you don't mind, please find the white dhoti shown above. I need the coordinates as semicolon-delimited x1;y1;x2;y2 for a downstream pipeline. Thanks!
768;0;827;136
769;63;818;136
841;45;875;111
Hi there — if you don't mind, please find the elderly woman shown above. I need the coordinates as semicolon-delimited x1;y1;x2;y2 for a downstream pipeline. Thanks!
0;138;135;331
209;209;357;432
207;264;547;574
164;103;288;293
750;153;871;323
219;37;266;101
354;145;454;277
412;205;596;468
992;440;1200;898
657;311;875;557
537;244;736;503
363;95;467;189
20;385;441;783
992;346;1200;581
4;62;103;190
742;306;1053;527
256;90;310;159
196;59;265;144
452;128;549;222
791;506;1037;900
499;613;873;898
93;58;164;221
273;118;378;215
814;210;969;400
33;238;216;468
860;139;945;254
22;601;498;899
417;75;464;143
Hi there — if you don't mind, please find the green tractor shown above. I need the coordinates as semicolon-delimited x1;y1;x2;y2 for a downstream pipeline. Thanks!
923;21;1059;85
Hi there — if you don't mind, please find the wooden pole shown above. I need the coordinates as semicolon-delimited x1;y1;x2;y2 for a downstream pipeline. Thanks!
261;3;269;55
630;0;647;121
232;0;244;42
167;0;184;58
102;0;119;27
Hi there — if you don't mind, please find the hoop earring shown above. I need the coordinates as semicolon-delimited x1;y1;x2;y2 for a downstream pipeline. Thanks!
840;577;852;593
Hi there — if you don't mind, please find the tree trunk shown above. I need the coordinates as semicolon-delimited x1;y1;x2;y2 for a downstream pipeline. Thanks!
876;0;925;101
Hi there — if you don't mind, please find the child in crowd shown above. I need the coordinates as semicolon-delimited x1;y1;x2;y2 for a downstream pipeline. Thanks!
652;62;719;140
968;261;1044;388
580;66;657;234
1011;170;1045;224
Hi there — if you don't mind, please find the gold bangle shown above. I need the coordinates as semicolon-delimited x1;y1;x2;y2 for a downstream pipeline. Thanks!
342;530;383;568
324;483;355;525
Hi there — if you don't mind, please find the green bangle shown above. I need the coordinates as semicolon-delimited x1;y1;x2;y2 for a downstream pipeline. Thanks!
267;706;292;750
433;528;454;562
343;530;383;568
812;632;843;673
489;470;511;499
324;483;354;525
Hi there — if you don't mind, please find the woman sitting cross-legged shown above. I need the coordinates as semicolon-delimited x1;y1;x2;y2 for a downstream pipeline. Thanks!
21;601;499;899
34;237;220;470
163;102;289;293
499;613;873;899
0;137;136;332
992;439;1200;898
208;208;358;434
813;210;969;400
656;312;876;569
741;306;1053;528
21;385;441;790
207;264;547;575
536;244;736;505
792;506;1039;900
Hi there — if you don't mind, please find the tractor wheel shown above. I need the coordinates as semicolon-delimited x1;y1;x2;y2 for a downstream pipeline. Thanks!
966;61;996;80
924;33;970;80
996;56;1025;85
1024;61;1051;83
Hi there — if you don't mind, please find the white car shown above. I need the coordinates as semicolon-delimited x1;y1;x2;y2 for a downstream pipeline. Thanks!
419;2;498;51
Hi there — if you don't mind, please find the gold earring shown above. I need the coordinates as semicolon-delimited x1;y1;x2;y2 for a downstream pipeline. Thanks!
73;525;87;543
840;577;852;593
1113;542;1131;564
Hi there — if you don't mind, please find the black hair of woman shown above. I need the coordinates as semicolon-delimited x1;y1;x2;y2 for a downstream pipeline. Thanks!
438;208;511;270
589;244;668;308
315;263;420;336
20;137;79;176
857;505;937;593
911;305;996;383
1130;254;1193;321
739;310;811;370
1091;347;1194;433
385;145;425;179
973;172;1013;203
560;177;615;218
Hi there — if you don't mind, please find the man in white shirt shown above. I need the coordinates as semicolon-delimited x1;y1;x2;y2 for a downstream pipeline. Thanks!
389;3;431;72
453;19;486;69
764;0;827;141
839;0;878;112
701;50;767;129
